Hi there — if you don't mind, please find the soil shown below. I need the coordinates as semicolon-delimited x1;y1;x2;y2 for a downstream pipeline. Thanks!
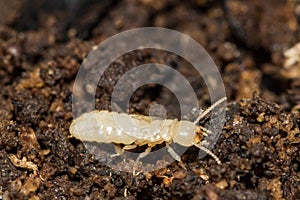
0;0;300;199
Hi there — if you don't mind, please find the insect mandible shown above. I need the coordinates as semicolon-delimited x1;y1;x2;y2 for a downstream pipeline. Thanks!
70;97;226;173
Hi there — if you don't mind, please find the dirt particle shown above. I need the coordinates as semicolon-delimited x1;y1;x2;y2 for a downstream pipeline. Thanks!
266;177;282;200
8;155;37;173
20;175;41;196
104;182;116;198
215;179;228;189
204;185;218;200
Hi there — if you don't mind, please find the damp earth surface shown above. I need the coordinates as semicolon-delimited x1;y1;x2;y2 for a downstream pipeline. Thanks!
0;0;300;199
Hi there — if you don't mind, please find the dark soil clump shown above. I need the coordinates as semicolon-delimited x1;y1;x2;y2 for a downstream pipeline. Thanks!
0;0;299;199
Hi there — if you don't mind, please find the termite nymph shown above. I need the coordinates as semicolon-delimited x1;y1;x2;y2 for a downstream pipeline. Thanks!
70;97;226;174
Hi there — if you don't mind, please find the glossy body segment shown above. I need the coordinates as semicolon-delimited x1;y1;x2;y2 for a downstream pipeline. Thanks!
69;110;197;146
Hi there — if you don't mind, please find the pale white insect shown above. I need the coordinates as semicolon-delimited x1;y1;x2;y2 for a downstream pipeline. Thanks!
70;97;226;173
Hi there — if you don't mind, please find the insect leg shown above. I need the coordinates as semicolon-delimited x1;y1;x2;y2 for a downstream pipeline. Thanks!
111;144;137;157
123;144;138;151
193;97;227;125
133;145;153;175
166;144;186;170
193;143;221;164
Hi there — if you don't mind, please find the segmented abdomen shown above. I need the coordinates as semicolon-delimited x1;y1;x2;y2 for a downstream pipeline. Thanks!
70;110;177;145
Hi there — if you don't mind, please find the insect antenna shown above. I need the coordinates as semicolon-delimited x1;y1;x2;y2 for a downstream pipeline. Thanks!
193;143;221;164
193;97;227;125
